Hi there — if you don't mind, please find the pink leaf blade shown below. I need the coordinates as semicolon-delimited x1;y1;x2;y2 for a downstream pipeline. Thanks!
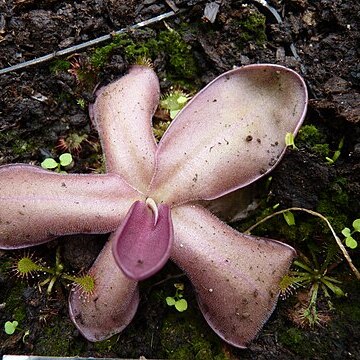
0;164;139;249
91;65;160;192
171;204;296;348
112;200;173;281
69;238;139;342
151;64;307;206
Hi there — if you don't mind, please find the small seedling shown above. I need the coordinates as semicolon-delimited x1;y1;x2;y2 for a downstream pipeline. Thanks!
4;320;30;343
285;132;298;150
283;210;296;226
41;153;73;173
165;283;188;312
342;219;360;249
4;320;19;335
325;137;344;164
76;98;86;109
13;248;95;296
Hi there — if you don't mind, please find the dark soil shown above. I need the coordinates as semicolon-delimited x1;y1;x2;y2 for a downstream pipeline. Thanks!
0;0;359;359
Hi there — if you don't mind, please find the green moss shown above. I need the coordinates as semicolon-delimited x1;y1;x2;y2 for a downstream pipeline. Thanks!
90;37;127;68
312;143;330;157
6;283;27;323
297;125;330;157
336;281;360;322
88;29;198;84
298;125;326;144
35;320;85;356
0;130;38;156
278;327;312;356
0;258;11;273
50;59;71;74
93;336;118;353
232;12;267;48
317;178;349;233
160;309;229;360
239;205;316;245
156;30;198;80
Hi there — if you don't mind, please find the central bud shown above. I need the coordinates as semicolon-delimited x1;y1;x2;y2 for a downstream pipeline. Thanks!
145;197;159;226
112;199;174;281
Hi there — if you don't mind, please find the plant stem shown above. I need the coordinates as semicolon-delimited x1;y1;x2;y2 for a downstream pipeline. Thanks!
245;207;360;280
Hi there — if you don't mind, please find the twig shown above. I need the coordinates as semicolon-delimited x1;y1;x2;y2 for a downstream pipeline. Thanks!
0;10;181;76
245;207;360;280
252;0;282;23
164;0;180;13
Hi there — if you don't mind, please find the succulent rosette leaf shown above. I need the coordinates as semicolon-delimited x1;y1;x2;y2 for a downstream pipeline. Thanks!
0;64;307;347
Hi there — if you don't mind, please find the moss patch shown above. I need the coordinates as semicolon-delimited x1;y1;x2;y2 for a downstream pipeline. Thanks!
230;11;267;48
297;124;330;157
160;308;229;360
88;28;199;84
35;320;85;356
316;177;350;233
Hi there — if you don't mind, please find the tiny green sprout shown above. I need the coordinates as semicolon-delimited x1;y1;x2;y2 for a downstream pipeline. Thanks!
272;202;280;210
342;218;360;249
41;153;73;173
285;132;298;150
22;329;30;343
4;320;30;342
165;282;188;312
76;98;86;109
325;137;344;164
4;320;19;335
160;89;191;120
283;210;296;226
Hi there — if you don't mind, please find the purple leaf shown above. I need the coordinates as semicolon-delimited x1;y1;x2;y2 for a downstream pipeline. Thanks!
90;65;160;193
69;239;139;342
171;204;296;348
112;200;173;281
150;64;307;205
0;164;139;249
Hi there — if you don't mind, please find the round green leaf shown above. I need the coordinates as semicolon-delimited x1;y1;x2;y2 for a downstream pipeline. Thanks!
165;297;176;306
59;153;73;167
175;299;188;312
41;158;58;169
341;227;351;237
352;219;360;232
283;211;295;226
345;236;358;249
4;321;18;335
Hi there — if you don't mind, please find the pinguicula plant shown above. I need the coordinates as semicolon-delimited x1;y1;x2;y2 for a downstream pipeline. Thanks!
0;64;307;347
